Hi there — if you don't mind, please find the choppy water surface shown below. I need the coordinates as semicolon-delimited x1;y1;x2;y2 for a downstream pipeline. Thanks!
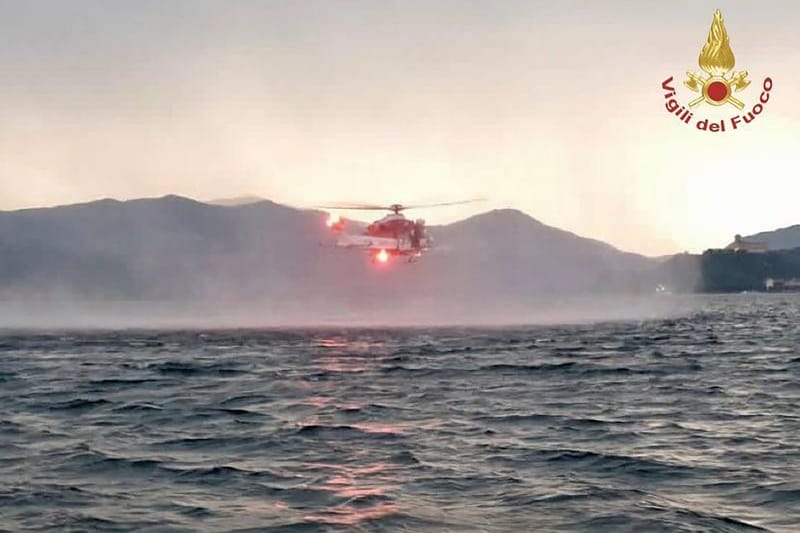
2;295;800;532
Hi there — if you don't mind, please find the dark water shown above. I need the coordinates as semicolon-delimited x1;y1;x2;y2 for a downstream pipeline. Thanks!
2;295;800;532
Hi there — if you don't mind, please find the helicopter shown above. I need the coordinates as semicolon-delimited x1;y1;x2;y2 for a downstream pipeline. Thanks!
316;200;483;264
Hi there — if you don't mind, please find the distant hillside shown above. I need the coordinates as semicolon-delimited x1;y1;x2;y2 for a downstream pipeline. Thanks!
0;195;321;302
0;196;698;323
700;248;800;292
207;195;266;206
428;209;655;297
741;225;800;251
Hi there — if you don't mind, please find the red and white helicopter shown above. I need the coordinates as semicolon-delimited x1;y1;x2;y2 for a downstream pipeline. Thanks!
317;200;483;264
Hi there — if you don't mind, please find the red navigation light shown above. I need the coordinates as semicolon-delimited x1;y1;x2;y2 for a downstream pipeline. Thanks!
376;249;389;263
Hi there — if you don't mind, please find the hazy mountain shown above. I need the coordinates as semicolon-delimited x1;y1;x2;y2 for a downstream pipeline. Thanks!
0;196;693;325
740;225;800;251
207;195;267;206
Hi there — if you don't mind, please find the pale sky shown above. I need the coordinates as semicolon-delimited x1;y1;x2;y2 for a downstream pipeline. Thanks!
1;0;798;256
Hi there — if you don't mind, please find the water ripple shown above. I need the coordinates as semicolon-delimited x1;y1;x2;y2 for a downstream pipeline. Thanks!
2;295;800;531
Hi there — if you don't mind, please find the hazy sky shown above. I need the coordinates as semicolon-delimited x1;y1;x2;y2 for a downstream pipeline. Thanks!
1;0;798;255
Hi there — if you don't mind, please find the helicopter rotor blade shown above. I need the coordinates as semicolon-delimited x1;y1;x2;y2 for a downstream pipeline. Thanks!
399;198;486;209
313;198;486;212
313;203;390;211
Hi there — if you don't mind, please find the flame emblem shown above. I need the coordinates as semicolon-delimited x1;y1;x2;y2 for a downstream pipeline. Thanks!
684;9;750;109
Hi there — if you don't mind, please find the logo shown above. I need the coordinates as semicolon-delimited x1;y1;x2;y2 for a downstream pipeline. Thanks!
661;9;772;132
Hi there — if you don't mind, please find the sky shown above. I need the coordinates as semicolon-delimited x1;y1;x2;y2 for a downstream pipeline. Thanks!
1;0;798;256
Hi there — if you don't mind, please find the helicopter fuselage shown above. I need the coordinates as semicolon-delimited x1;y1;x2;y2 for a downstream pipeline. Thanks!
328;212;431;259
318;199;483;263
365;213;415;238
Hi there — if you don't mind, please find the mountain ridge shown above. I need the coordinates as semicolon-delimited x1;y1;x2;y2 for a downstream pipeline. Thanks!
0;195;696;322
1;196;643;256
742;224;800;251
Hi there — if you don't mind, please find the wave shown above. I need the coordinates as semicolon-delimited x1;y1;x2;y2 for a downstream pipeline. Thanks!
4;303;800;532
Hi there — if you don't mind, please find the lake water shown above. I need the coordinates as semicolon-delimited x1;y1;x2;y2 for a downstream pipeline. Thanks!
2;294;799;532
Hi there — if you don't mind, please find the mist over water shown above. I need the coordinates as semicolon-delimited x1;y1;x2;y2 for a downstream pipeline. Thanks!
0;293;699;330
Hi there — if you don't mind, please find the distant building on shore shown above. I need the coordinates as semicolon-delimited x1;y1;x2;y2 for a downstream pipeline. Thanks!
765;278;800;292
727;234;768;253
